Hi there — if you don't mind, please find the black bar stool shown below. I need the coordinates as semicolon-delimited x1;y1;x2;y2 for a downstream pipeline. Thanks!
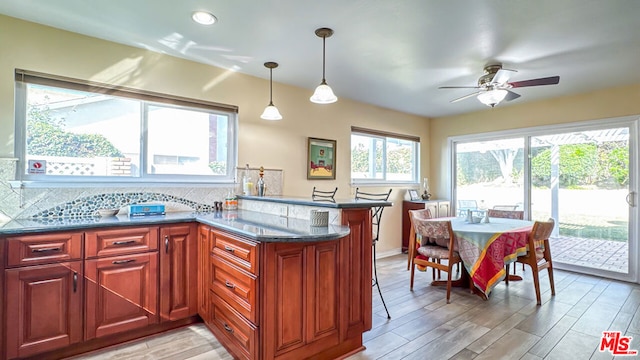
311;186;338;202
355;187;392;319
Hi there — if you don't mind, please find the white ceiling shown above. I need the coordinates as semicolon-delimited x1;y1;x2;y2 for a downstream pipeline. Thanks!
2;0;640;118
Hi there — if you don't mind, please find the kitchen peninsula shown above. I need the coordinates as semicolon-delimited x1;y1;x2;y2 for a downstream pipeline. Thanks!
0;195;391;360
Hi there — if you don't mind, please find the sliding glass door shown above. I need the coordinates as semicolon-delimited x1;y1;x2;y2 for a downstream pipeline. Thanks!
531;128;632;276
451;118;637;281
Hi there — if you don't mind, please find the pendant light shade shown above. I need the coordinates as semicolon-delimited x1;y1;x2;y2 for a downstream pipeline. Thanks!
310;27;337;104
260;62;282;120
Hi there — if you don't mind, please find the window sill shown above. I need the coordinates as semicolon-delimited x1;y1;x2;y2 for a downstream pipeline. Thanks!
9;180;236;189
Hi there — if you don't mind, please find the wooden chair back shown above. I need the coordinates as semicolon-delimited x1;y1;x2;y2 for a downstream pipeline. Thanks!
492;205;518;211
512;217;556;305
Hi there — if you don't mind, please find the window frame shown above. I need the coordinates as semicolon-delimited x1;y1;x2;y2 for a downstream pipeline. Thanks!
14;69;238;185
350;126;420;184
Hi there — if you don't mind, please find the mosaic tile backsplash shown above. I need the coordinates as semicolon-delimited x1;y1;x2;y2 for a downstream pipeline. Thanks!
0;159;283;222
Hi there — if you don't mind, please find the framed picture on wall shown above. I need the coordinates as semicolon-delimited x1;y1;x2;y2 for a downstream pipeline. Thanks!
307;137;336;180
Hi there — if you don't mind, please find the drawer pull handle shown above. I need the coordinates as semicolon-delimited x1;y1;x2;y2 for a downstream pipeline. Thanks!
32;247;61;253
225;281;235;289
73;272;78;293
224;246;235;253
113;240;136;245
165;236;169;254
223;323;234;333
112;259;136;265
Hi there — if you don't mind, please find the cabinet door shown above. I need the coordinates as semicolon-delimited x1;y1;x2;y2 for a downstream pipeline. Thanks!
197;225;211;321
262;241;340;360
160;224;197;322
5;262;82;359
85;252;158;340
424;201;439;218
438;201;451;217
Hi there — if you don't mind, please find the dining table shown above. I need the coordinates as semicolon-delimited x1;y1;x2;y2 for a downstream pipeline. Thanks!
436;216;534;298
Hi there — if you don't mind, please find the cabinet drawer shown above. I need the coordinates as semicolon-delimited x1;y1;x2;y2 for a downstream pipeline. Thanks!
6;232;82;267
211;255;257;323
212;231;257;274
85;226;158;258
211;292;256;360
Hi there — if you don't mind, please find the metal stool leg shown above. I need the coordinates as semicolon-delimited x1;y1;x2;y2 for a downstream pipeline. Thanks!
372;242;391;319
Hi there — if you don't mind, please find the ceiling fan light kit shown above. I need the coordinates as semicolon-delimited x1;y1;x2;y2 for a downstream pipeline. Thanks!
310;27;337;104
260;61;283;120
477;88;508;107
439;64;559;108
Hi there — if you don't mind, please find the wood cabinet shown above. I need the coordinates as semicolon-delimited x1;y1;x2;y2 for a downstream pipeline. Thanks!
262;241;341;360
208;229;259;360
160;224;197;322
3;232;83;359
1;223;199;359
402;200;451;252
197;225;211;320
203;215;367;360
85;251;158;340
84;226;159;340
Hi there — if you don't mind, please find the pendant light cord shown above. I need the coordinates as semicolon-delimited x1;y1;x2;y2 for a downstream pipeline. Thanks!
269;68;274;106
321;35;327;84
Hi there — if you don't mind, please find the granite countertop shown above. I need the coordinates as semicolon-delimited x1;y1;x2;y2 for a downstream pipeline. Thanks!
0;210;350;242
238;195;392;208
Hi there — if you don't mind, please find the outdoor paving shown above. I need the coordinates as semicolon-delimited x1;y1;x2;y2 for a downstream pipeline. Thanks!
550;235;628;273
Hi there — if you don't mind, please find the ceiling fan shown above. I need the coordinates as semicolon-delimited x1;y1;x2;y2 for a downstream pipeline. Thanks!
439;64;560;107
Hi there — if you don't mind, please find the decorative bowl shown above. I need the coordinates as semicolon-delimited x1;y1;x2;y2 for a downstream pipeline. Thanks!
471;216;482;224
97;209;119;217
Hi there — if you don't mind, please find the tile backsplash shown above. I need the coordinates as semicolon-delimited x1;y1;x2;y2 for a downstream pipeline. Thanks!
0;159;283;221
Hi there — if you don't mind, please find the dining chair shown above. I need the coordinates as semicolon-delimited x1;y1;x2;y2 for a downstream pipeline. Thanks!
355;187;392;318
406;208;433;271
492;205;518;211
408;214;462;303
506;218;556;305
487;209;524;219
488;209;525;274
312;186;338;201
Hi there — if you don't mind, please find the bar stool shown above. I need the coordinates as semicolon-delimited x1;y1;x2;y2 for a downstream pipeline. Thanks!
311;186;338;201
355;187;392;319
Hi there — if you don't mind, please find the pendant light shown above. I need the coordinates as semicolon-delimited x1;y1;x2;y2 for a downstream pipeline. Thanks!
310;27;337;104
260;62;283;120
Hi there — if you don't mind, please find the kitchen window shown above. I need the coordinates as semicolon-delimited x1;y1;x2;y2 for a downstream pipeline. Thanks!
14;69;238;184
350;126;419;183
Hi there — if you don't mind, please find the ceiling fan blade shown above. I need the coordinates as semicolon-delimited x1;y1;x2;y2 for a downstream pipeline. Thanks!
504;90;521;102
491;69;516;84
509;76;560;88
450;91;482;103
438;86;481;89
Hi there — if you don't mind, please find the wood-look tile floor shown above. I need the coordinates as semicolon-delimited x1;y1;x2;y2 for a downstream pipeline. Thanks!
67;254;640;359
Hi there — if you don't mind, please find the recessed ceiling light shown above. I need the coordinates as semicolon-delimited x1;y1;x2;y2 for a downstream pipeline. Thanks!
192;11;217;25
